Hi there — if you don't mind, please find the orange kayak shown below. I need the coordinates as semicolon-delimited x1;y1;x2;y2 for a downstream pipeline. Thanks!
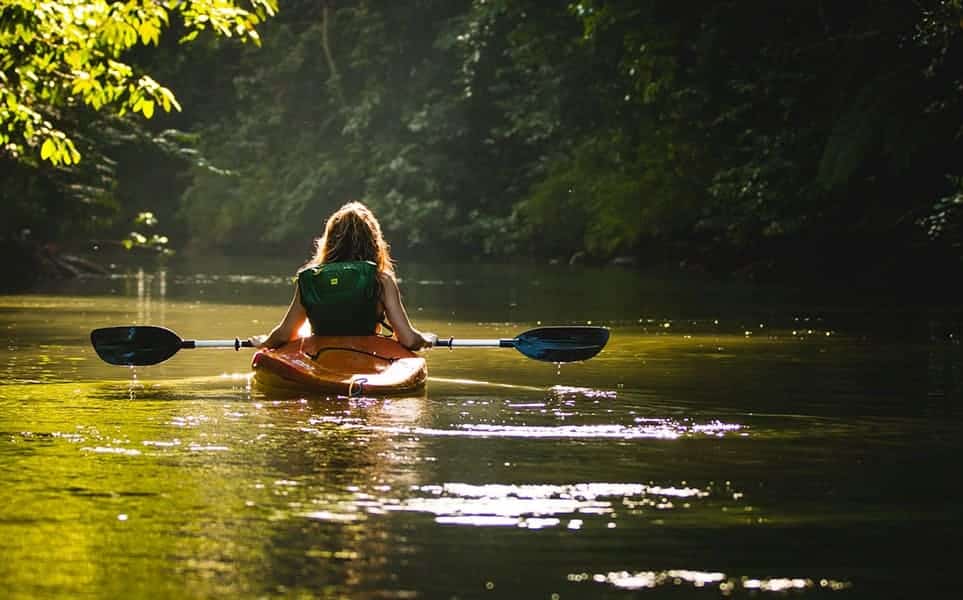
251;336;427;396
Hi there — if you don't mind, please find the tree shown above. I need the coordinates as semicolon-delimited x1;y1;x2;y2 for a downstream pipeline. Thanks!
178;0;477;252
0;0;276;166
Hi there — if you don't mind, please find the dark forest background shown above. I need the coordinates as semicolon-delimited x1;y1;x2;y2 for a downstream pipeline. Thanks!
2;0;962;286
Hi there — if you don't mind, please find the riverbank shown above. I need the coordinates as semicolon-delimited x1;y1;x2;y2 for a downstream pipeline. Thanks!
0;240;110;292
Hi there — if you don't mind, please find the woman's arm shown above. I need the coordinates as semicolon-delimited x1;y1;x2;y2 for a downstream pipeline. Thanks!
250;286;308;349
380;272;435;350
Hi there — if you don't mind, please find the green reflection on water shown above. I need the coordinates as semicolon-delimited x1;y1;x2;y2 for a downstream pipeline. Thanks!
1;263;961;598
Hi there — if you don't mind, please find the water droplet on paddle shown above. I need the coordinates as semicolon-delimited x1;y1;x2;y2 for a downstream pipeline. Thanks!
555;362;561;376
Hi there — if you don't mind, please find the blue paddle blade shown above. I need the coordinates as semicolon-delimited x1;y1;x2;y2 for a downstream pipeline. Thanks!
513;326;610;362
90;326;183;366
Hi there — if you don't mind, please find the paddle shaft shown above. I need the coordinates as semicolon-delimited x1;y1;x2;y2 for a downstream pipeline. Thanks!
187;338;513;349
184;339;256;350
187;338;512;350
434;338;515;348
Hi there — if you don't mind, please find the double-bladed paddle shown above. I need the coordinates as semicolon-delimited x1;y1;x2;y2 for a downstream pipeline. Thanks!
90;325;610;366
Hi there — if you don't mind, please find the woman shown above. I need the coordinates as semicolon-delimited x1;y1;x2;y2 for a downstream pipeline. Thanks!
250;202;435;350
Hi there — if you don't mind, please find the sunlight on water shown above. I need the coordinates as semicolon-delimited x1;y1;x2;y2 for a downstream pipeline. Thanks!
348;419;742;439
187;444;231;452
549;385;618;399
429;376;546;392
80;446;142;456
302;511;362;523
165;273;290;286
288;481;735;530
573;570;852;594
142;439;181;448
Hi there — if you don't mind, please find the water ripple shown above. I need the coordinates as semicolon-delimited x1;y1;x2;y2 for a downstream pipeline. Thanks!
350;419;743;439
574;570;852;593
293;481;735;529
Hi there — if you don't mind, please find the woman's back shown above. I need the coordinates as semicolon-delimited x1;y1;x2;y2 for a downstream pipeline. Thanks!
250;201;434;351
297;260;380;336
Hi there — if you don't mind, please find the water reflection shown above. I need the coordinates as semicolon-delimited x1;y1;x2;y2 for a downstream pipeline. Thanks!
578;570;852;593
356;420;743;439
1;262;961;598
382;481;714;527
128;267;167;327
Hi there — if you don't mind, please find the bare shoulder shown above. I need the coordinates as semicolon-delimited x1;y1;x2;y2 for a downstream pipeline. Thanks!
378;271;399;288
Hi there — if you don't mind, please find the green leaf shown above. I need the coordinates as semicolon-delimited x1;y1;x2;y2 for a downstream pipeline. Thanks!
160;88;182;111
66;140;81;164
40;138;55;160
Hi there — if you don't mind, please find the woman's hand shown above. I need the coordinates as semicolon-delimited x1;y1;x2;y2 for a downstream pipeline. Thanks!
420;332;438;349
248;334;269;348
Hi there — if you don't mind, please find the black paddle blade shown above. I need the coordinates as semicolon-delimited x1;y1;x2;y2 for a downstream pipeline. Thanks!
90;326;183;366
514;326;610;363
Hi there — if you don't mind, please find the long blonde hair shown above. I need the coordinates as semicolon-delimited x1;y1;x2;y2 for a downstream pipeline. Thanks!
309;201;394;275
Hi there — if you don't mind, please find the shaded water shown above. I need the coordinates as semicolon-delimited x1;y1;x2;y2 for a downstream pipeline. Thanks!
1;260;961;598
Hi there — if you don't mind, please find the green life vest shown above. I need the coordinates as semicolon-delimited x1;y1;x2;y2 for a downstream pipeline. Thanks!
297;261;380;336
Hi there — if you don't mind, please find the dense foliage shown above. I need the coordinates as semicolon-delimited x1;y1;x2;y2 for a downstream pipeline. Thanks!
0;0;275;243
2;0;962;278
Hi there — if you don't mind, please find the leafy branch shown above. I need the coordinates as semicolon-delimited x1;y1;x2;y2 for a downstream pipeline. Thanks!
0;0;277;166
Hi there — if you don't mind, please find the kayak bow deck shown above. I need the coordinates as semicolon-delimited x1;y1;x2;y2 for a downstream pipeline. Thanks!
251;335;427;396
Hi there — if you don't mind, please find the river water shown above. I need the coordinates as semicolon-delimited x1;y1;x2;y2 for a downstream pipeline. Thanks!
0;259;960;598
